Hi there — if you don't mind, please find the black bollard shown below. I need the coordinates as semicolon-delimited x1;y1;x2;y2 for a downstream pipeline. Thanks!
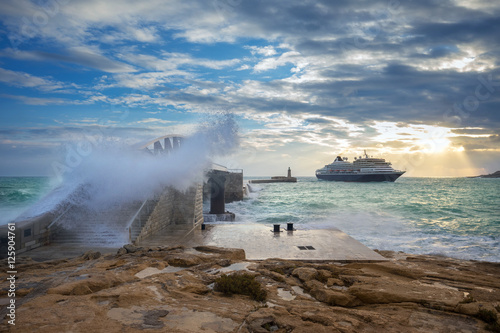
273;224;280;233
287;222;294;231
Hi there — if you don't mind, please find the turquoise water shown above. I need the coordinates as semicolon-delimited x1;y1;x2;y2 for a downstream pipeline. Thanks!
226;177;500;262
2;176;499;262
0;177;56;225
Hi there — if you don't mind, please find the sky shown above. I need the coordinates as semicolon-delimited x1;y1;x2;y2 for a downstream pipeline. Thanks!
0;0;499;177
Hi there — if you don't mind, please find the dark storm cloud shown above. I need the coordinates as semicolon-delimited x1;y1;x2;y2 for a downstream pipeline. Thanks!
2;0;500;134
215;0;500;131
409;17;500;46
235;0;348;35
304;118;335;124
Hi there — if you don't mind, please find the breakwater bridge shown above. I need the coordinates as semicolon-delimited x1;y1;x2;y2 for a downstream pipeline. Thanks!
0;135;244;256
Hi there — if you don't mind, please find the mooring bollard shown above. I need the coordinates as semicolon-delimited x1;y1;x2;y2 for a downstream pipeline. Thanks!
287;222;294;231
273;224;280;232
201;224;206;230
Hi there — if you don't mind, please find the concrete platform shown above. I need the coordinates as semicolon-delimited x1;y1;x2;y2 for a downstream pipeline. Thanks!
145;223;387;262
20;223;387;262
187;223;387;262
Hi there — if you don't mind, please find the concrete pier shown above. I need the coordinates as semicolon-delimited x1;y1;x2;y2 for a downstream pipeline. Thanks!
136;223;387;262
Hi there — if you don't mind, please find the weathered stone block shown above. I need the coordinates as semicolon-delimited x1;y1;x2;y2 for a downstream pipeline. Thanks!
310;288;360;307
195;246;246;260
292;267;318;282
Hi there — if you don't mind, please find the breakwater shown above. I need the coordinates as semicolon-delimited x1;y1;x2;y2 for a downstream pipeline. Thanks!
0;184;205;255
249;167;297;184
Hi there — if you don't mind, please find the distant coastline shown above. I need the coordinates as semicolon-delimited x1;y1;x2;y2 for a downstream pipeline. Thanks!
469;170;500;178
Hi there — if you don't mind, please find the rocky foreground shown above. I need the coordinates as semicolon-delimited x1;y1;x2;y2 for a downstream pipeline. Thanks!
1;245;500;333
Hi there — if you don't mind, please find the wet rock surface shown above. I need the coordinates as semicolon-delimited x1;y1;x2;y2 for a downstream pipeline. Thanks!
0;247;499;332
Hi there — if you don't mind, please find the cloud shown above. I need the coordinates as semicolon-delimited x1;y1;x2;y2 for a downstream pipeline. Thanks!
0;47;136;73
1;0;500;176
1;94;69;105
0;125;160;149
136;118;173;124
236;64;251;71
0;68;64;91
122;52;240;72
65;47;137;73
245;45;277;56
253;51;303;73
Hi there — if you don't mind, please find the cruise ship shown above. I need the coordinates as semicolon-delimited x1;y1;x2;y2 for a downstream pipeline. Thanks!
315;151;405;182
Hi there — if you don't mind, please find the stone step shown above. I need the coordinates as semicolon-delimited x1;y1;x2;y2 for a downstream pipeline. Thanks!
51;233;127;242
48;199;156;245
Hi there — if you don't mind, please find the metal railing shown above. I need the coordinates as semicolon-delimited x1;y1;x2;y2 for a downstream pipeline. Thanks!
124;197;158;243
47;206;73;230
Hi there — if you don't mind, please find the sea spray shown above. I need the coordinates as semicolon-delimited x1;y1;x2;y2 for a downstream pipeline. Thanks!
16;112;239;220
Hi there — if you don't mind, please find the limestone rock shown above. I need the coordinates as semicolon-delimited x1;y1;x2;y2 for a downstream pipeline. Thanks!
326;277;344;287
123;244;138;253
292;267;318;282
142;309;169;328
455;302;498;317
47;273;124;295
246;308;281;333
81;251;101;260
163;253;204;267
116;247;127;255
180;283;210;295
6;247;500;333
194;245;246;260
303;280;324;291
215;258;232;267
349;278;464;309
316;269;333;281
309;288;360;307
247;307;340;333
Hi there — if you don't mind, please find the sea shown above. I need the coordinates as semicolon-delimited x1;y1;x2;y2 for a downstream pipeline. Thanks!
0;177;57;226
228;177;500;262
1;176;499;262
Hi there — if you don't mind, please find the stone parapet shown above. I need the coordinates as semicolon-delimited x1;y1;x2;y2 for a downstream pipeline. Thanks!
134;183;203;244
225;170;244;203
0;212;54;256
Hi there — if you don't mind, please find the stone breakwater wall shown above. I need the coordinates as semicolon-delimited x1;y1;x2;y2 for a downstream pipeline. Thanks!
134;184;203;244
203;170;244;204
225;171;244;203
0;212;55;255
0;184;204;257
248;177;297;184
